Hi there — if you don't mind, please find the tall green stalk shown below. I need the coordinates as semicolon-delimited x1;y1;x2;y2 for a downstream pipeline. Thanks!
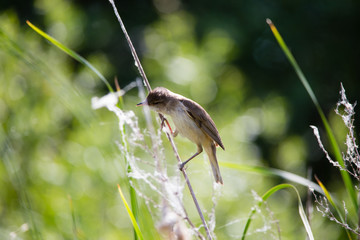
267;18;357;212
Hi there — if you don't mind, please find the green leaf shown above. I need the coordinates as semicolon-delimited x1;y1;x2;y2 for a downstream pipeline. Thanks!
128;165;139;240
117;184;144;240
266;18;357;211
242;184;314;240
26;20;113;92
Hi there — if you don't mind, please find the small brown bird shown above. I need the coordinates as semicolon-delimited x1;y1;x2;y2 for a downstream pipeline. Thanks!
137;87;225;184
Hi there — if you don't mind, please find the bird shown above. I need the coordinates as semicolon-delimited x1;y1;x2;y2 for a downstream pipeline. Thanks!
137;87;225;184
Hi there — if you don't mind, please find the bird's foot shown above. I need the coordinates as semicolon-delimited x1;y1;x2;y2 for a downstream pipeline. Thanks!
179;162;186;171
172;129;178;138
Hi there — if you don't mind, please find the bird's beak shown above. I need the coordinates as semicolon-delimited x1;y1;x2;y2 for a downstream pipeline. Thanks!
136;100;147;106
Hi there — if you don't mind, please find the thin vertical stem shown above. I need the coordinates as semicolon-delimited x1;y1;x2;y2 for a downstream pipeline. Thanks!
108;0;151;92
108;1;213;239
166;131;212;239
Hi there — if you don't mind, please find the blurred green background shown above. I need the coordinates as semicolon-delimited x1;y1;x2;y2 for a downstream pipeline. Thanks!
1;0;359;239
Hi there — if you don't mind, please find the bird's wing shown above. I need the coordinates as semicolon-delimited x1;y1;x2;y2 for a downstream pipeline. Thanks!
180;99;225;150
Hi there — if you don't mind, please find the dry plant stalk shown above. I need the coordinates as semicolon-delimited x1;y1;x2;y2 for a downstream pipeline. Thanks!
311;83;360;237
108;1;214;239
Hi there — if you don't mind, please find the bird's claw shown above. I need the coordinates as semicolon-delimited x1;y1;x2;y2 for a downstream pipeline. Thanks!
179;162;186;171
172;129;178;138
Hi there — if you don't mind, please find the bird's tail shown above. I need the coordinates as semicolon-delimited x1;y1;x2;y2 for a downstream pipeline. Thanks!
205;142;223;184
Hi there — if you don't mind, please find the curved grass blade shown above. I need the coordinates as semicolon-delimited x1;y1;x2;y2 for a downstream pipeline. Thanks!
68;195;87;240
241;184;314;240
266;18;357;211
26;20;113;92
221;162;323;194
117;184;144;240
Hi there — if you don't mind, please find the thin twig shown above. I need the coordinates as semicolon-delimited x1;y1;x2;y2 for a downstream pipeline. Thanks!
108;1;213;239
166;131;209;240
108;0;151;92
136;78;205;238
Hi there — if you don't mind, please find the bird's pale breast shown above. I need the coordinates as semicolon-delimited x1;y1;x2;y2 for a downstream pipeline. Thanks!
169;105;208;146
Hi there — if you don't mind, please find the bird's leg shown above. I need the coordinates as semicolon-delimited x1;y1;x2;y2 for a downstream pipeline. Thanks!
179;145;203;171
160;116;175;135
160;116;167;129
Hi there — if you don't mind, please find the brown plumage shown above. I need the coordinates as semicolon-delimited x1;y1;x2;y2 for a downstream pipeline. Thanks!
137;87;225;184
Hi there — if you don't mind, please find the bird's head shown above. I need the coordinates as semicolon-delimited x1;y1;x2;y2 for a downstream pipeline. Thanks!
137;87;172;113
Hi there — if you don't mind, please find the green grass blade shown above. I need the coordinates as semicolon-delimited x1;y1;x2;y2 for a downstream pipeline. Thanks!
221;162;323;194
128;165;139;240
26;20;113;92
293;186;315;240
266;19;318;108
68;195;87;239
315;176;353;239
117;184;144;240
242;184;314;240
68;195;78;239
266;18;357;211
314;176;336;208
